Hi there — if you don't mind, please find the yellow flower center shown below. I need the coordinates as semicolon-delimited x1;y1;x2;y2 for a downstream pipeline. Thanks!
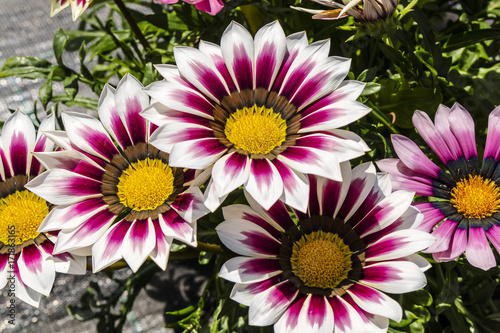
117;158;175;211
0;190;49;246
290;230;352;289
450;175;500;219
224;105;287;154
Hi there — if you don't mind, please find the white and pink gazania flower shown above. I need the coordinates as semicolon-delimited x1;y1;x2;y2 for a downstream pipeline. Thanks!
51;0;92;21
142;20;370;213
303;0;399;21
378;103;500;271
155;0;224;16
0;110;85;307
216;162;434;332
26;74;209;273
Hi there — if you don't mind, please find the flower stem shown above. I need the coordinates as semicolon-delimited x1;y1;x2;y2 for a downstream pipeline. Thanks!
113;0;152;51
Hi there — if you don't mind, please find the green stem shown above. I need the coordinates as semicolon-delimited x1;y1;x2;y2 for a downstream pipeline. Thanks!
367;101;399;134
113;0;151;51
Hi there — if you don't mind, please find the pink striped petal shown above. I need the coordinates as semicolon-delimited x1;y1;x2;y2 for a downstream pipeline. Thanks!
26;169;102;205
254;21;286;90
15;269;42;307
39;198;108;232
2;110;36;176
144;80;215;119
212;152;250;197
336;162;377;222
30;114;56;176
278;146;342;181
412;202;446;232
347;282;402;322
150;221;173;270
198;41;237;92
170;187;210;223
244;190;296;233
97;85;133;150
159;209;196;246
91;220;131;272
62;112;120;162
216;219;281;257
289;56;351;111
449;103;477;159
434;105;463;159
484;106;500;160
391;134;441;178
220;21;254;91
40;241;86;275
53;209;116;253
248;280;299;326
149;122;215;154
122;219;156;272
219;257;282;283
174;46;231;102
318;162;351;218
486;225;500;258
412;110;457;164
271;158;309;213
365;229;435;261
425;219;457;253
376;158;436;196
246;158;283;210
275;295;334;333
168;137;227;169
328;296;365;333
222;203;283;240
18;244;55;296
360;261;426;293
466;226;496;270
114;74;149;145
230;276;282;306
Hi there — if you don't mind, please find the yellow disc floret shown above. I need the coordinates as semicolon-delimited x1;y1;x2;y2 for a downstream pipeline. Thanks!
224;105;287;154
117;158;175;211
290;230;352;289
450;175;500;219
0;190;49;245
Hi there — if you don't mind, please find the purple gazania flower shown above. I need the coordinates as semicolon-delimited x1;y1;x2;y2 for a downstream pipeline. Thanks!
378;103;500;271
0;110;85;307
26;74;209;273
155;0;224;16
51;0;92;21
142;20;370;213
216;162;434;332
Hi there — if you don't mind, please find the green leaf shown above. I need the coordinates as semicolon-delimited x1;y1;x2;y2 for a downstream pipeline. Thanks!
64;74;79;100
39;69;55;108
444;29;500;51
378;87;442;128
53;29;68;65
0;56;53;79
142;62;155;86
361;82;381;96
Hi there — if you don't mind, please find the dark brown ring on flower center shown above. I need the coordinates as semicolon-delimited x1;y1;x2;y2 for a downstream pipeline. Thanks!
101;142;186;221
210;88;302;160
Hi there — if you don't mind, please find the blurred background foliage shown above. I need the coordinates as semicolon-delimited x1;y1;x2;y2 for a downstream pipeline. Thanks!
1;0;500;332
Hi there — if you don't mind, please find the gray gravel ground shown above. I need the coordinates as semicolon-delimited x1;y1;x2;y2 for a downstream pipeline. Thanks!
0;2;208;332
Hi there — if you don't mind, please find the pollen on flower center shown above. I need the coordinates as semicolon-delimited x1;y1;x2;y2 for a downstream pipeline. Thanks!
450;175;500;219
290;230;352;289
0;190;49;246
224;105;287;155
117;158;175;211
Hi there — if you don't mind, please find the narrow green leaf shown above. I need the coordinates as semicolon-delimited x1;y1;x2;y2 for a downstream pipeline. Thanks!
53;29;68;65
444;29;500;51
0;56;53;78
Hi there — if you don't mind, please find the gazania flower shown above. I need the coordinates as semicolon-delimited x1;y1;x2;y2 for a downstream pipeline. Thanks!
51;0;92;21
26;74;209;273
155;0;224;16
142;20;370;213
377;103;500;271
0;111;85;307
295;0;398;21
216;162;434;332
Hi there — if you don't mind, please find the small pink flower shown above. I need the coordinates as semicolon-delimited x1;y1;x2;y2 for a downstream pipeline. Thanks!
156;0;224;16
